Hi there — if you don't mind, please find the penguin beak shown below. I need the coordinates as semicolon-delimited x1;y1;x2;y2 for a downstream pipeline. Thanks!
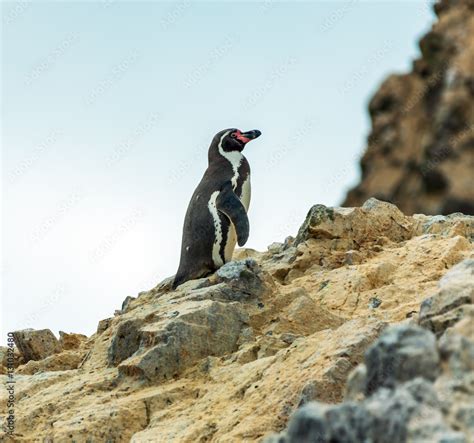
238;129;262;143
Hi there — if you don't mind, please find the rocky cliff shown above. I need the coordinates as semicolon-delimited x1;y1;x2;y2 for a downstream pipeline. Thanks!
1;199;473;442
343;0;474;215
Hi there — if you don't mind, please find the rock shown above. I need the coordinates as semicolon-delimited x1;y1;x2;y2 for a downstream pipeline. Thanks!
183;259;271;303
364;325;440;395
16;350;85;375
2;193;473;442
267;242;284;254
12;329;62;362
344;364;367;401
108;319;144;366
368;297;382;309
278;372;467;443
0;346;23;371
97;317;113;335
118;301;248;381
121;295;136;313
294;199;412;250
285;295;344;335
58;331;88;350
0;347;8;367
413;213;474;238
419;258;474;335
215;259;269;297
343;0;474;216
439;328;474;377
273;254;473;443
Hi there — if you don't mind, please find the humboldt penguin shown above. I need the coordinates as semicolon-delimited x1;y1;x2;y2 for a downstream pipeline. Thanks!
173;128;262;289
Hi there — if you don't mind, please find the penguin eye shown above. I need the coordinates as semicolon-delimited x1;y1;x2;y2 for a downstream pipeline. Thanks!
230;132;237;138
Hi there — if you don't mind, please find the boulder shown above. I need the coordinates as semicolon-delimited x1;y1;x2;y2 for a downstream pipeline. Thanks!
58;331;88;350
12;329;61;362
364;325;440;395
117;300;248;381
294;199;413;248
419;259;474;335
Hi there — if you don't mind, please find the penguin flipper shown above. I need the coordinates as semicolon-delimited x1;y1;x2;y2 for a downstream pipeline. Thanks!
217;182;249;246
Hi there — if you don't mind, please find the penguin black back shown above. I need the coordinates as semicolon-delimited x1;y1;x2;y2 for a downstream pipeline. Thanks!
173;128;262;289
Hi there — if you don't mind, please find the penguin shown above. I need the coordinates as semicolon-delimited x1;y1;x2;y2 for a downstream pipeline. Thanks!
173;128;262;289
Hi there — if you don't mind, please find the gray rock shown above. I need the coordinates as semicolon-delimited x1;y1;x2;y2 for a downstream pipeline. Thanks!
344;364;367;401
267;242;284;254
422;303;474;337
215;259;267;297
284;379;463;443
419;259;473;336
368;297;382;309
281;333;300;345
286;401;372;443
118;301;248;381
274;259;473;443
297;381;319;407
286;402;331;443
366;379;463;443
97;317;113;335
364;325;440;395
12;329;62;362
262;433;288;443
294;204;336;246
185;260;268;303
121;295;136;313
187;283;250;303
413;213;474;238
108;319;144;366
439;329;474;378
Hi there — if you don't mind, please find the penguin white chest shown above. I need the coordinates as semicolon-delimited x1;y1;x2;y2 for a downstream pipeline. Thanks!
240;176;251;211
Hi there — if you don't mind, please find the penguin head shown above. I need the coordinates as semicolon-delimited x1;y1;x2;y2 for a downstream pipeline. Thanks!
212;128;262;154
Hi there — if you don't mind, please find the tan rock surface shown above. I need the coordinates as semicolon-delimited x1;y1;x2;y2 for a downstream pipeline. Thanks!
0;199;472;442
343;0;474;215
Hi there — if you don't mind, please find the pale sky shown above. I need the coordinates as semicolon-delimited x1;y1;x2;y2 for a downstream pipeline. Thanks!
1;1;435;341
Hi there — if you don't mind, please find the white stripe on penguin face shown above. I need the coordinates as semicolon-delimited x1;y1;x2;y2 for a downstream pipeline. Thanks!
218;130;243;189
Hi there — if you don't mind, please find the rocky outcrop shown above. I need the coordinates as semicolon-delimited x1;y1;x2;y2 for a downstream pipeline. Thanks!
419;258;474;335
343;0;474;215
11;329;61;362
266;258;474;442
0;198;472;442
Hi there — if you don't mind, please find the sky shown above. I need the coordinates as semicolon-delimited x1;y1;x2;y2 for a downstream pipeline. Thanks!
1;1;435;341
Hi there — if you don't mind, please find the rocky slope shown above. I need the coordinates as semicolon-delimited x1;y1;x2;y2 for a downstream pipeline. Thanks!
343;0;474;215
1;198;473;442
